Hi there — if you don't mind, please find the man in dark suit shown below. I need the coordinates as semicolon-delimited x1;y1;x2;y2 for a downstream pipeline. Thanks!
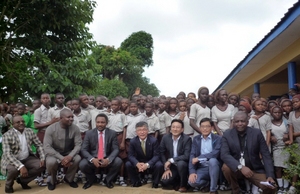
188;118;221;194
221;111;276;194
126;121;163;188
160;119;192;192
79;113;122;189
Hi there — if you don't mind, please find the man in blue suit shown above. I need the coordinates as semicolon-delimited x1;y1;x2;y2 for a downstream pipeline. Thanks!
126;121;163;188
188;118;221;194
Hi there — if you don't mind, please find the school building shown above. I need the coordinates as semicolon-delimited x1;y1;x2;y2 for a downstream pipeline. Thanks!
214;1;300;99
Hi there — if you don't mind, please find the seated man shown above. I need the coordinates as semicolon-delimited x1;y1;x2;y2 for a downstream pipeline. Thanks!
44;109;82;190
79;113;122;190
1;116;45;193
188;118;221;194
160;119;192;192
221;111;277;194
126;121;163;188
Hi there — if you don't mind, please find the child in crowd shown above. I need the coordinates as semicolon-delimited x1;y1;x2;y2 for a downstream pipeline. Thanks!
138;95;146;113
228;93;239;113
167;98;179;119
17;103;31;128
66;100;72;110
79;94;95;113
120;98;130;115
156;99;171;141
90;95;107;129
176;99;194;137
144;102;160;139
47;93;67;121
281;99;292;120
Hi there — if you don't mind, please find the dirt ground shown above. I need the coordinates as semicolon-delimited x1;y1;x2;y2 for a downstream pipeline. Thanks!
0;180;233;194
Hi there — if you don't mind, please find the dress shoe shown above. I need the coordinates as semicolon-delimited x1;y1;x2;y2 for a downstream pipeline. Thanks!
16;177;31;189
47;182;56;190
64;177;78;188
5;187;14;193
82;181;93;190
132;181;142;187
103;178;114;189
152;183;158;188
178;186;187;192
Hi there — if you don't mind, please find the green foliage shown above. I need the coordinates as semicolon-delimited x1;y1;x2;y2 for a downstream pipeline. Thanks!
284;143;300;191
94;79;128;100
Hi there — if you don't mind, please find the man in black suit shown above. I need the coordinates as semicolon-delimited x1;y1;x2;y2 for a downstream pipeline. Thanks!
160;119;192;192
79;113;122;189
221;111;276;194
126;121;163;188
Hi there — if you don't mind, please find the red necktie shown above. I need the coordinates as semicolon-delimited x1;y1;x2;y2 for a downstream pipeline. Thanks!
97;131;104;159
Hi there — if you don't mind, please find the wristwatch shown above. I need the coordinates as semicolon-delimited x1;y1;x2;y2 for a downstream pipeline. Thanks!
237;164;243;170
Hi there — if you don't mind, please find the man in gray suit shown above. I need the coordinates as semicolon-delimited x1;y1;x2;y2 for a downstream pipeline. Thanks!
160;119;192;192
79;113;122;190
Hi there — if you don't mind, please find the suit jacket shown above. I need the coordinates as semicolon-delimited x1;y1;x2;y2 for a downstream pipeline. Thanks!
1;128;45;175
81;128;119;162
128;135;160;167
160;133;192;164
189;133;221;174
220;127;275;178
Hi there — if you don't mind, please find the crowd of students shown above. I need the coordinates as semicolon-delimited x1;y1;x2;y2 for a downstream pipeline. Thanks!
0;85;300;194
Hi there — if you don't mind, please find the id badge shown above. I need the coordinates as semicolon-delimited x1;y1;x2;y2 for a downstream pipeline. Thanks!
239;153;245;166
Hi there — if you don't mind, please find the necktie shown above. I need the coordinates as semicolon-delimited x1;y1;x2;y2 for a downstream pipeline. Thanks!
98;131;104;159
141;140;146;155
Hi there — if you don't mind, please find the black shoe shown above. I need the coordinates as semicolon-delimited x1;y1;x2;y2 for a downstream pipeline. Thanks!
5;187;14;193
132;181;142;187
47;182;56;190
64;177;78;188
16;177;31;189
152;183;158;188
82;181;93;190
103;179;114;189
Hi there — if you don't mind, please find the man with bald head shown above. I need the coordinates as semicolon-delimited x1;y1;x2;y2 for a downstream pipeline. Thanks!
44;109;82;190
221;111;276;194
1;116;45;193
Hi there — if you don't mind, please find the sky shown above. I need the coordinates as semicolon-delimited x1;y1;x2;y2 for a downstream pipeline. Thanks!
89;0;297;97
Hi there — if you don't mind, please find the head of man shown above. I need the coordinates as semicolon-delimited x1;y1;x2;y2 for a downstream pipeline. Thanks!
135;121;149;140
12;116;25;133
233;111;249;134
170;119;184;139
199;118;213;138
95;113;108;132
60;109;74;127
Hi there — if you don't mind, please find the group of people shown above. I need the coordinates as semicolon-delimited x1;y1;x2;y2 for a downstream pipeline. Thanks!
0;85;300;194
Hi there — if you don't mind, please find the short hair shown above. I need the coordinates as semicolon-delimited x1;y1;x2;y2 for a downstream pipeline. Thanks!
171;119;184;128
95;113;108;123
135;121;148;129
55;93;64;97
17;103;26;109
60;109;72;117
199;117;213;126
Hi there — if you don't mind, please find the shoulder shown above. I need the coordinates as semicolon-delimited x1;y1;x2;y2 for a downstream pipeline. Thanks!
212;133;221;140
3;129;15;138
106;128;116;135
223;128;234;136
130;136;138;143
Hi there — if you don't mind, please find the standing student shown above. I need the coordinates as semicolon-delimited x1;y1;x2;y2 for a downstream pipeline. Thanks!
176;99;195;137
144;102;160;139
228;93;239;113
280;99;292;120
138;95;146;114
270;106;291;193
72;99;91;140
17;103;31;128
90;96;107;129
79;94;95;114
89;95;95;107
66;100;72;110
120;98;130;115
106;99;127;186
157;99;171;141
47;93;68;121
167;98;179;119
34;93;59;143
189;87;211;136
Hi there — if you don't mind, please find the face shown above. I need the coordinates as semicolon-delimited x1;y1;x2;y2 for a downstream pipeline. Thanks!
281;101;292;114
80;95;89;108
292;97;300;110
89;96;95;105
140;96;146;106
271;107;282;120
32;100;41;110
95;97;104;109
218;90;228;103
228;96;238;106
187;93;196;99
12;116;25;132
178;101;187;112
13;108;19;116
136;125;148;140
169;99;178;110
207;96;215;109
110;100;120;112
238;105;247;113
41;94;51;107
72;100;80;111
158;100;167;111
199;89;209;102
267;102;276;112
55;94;65;105
17;105;25;115
121;99;129;109
145;103;153;115
233;113;248;133
200;121;212;137
60;111;74;126
176;95;184;101
252;93;260;101
96;116;107;131
171;121;184;138
186;99;194;110
129;103;138;115
253;100;264;112
66;101;72;109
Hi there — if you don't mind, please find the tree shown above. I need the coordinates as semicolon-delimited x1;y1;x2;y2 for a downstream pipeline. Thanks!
0;0;97;103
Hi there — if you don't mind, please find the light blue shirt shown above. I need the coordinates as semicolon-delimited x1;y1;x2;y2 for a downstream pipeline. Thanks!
198;133;212;166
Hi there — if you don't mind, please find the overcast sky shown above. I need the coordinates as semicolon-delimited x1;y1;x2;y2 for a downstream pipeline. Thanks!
89;0;297;97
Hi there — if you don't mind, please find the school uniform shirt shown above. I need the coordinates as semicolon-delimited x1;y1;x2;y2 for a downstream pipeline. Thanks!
73;110;91;133
248;114;272;141
47;105;69;122
175;112;194;135
107;111;126;133
211;104;235;133
125;113;147;139
144;113;160;134
189;103;211;136
90;108;107;129
34;104;50;131
157;111;171;135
